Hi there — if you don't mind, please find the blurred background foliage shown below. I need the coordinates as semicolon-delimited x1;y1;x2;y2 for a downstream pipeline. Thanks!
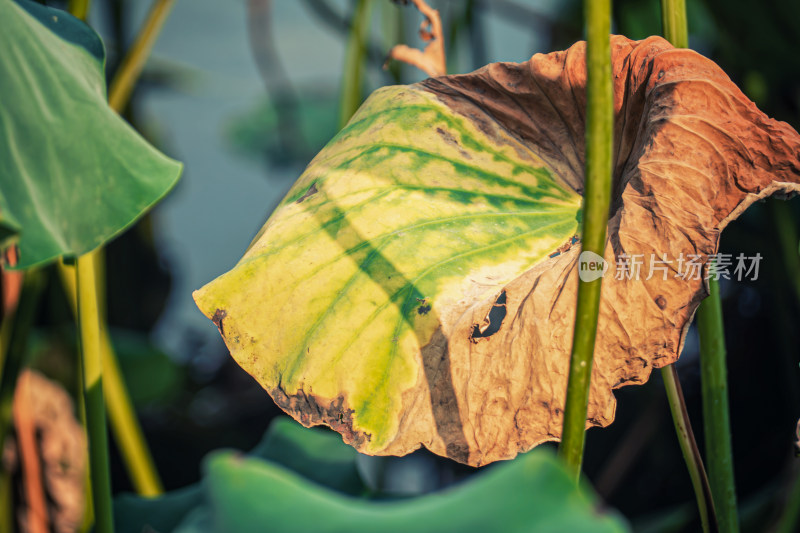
21;0;800;531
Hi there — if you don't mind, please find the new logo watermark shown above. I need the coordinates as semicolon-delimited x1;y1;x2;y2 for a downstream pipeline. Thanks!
577;252;762;282
578;251;608;282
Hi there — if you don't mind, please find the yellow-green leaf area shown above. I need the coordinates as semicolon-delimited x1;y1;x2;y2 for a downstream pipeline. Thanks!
194;85;581;452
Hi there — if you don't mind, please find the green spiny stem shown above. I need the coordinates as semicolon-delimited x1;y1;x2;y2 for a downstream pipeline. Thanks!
659;3;719;531
77;252;114;533
339;0;373;128
698;276;739;533
663;365;718;533
558;0;613;480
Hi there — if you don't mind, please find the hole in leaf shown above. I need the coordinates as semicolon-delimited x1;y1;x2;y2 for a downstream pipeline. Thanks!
212;308;227;336
470;291;507;342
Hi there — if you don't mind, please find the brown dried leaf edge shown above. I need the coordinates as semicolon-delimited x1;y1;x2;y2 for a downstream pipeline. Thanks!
388;35;800;465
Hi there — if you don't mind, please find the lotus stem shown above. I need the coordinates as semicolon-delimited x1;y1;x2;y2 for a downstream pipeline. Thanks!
67;0;91;21
76;252;114;533
101;331;164;495
108;0;177;113
662;365;717;532
661;3;739;529
698;276;739;533
660;0;688;48
558;0;613;479
339;0;373;127
770;201;800;307
659;3;719;531
58;260;164;496
74;345;95;533
64;0;172;499
0;474;11;533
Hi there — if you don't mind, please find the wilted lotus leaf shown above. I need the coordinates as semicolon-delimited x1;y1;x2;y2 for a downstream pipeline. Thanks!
194;36;800;466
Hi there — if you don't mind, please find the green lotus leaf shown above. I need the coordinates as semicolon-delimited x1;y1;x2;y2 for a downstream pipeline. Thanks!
200;447;627;533
116;425;628;532
195;36;800;466
0;209;20;251
114;416;367;533
0;0;182;269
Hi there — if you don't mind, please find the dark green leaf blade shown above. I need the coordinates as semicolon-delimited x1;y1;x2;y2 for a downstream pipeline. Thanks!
114;485;204;533
0;0;182;269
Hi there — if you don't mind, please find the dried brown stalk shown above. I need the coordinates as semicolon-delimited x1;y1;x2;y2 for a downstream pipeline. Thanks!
2;247;23;318
14;371;49;533
7;371;86;533
387;0;446;77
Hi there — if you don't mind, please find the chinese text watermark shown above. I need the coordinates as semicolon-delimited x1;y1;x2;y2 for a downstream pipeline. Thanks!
578;252;762;283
